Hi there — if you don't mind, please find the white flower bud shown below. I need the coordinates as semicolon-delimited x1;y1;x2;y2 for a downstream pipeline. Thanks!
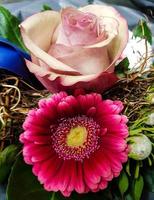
129;134;152;160
146;113;154;126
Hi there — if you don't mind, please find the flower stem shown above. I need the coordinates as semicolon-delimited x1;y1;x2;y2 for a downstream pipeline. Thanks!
129;127;154;135
51;192;55;200
130;117;147;130
134;162;140;179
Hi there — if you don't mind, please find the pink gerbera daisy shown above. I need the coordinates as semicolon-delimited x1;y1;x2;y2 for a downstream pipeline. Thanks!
20;92;129;197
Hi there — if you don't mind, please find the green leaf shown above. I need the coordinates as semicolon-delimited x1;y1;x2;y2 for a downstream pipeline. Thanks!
0;6;27;51
0;145;18;183
125;194;133;200
6;156;53;200
115;57;130;78
118;171;129;196
133;175;144;200
0;164;12;183
42;4;52;11
144;168;154;192
0;144;18;164
133;20;152;45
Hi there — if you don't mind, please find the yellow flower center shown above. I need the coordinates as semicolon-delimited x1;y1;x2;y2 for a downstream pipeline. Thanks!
66;126;87;147
53;116;100;161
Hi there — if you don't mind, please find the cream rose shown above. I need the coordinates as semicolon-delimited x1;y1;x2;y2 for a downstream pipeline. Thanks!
20;5;128;93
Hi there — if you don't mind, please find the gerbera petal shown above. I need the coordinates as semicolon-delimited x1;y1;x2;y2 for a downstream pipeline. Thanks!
77;93;101;114
23;119;50;133
31;149;52;162
20;92;128;196
32;163;42;176
53;161;71;192
61;190;71;197
96;100;124;117
57;101;74;117
38;154;58;183
25;135;51;144
104;150;127;176
84;159;101;184
105;124;128;135
66;161;77;192
102;135;127;152
44;158;63;191
91;150;113;180
23;155;33;165
75;162;86;193
100;114;128;125
98;179;108;189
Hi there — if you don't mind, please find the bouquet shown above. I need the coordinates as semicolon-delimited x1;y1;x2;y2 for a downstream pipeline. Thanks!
0;3;153;200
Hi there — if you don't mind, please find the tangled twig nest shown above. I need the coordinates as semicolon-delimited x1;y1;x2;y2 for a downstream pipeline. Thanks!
103;77;154;123
0;54;153;150
0;71;49;150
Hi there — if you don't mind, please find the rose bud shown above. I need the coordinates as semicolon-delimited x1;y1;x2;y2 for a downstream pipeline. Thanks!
20;5;128;93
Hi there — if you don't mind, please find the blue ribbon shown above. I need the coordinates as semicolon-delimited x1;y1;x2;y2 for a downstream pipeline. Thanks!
0;37;43;88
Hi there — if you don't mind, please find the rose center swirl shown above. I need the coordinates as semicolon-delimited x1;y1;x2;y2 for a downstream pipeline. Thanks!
51;115;101;161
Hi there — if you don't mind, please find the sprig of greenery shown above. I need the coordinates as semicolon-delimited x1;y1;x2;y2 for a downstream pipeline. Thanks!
133;20;152;45
42;4;52;11
0;6;27;51
115;57;130;78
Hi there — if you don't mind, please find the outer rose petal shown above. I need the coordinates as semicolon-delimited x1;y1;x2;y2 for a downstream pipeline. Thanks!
26;59;118;93
20;11;80;75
